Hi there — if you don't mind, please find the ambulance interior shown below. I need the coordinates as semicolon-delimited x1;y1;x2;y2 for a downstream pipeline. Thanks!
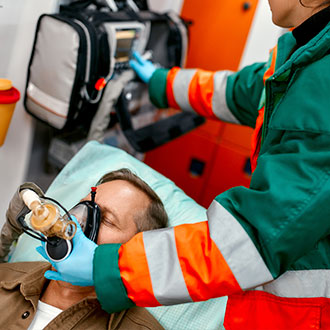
0;0;284;328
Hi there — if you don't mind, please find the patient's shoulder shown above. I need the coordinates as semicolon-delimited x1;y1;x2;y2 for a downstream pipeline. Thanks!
114;307;164;330
0;261;50;281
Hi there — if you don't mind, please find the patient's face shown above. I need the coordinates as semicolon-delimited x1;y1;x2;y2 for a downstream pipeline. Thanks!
83;179;150;244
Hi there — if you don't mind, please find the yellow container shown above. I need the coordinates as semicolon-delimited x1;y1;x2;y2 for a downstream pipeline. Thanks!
0;79;20;146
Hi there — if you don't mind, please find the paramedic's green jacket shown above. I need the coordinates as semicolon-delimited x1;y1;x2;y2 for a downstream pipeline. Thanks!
94;16;330;328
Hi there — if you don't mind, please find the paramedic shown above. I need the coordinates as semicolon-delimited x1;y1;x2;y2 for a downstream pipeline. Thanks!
39;0;330;328
1;169;167;329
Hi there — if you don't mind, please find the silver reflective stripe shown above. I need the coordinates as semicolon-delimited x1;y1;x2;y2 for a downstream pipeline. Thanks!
212;71;240;124
172;69;196;112
143;227;193;305
27;83;69;118
26;83;67;129
254;269;330;298
207;200;273;289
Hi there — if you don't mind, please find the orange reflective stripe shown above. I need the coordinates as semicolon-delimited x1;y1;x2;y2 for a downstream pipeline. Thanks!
119;233;161;307
174;222;242;301
166;67;181;109
188;70;217;118
263;46;277;84
250;46;277;173
250;106;265;173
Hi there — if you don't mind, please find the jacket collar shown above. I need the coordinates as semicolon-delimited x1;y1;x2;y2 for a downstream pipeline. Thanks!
1;262;50;296
293;6;330;49
273;20;330;79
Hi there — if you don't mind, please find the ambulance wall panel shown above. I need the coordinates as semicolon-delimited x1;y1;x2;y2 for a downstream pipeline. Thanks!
144;128;220;202
239;0;285;68
200;143;252;207
0;0;59;225
181;0;259;71
220;123;254;148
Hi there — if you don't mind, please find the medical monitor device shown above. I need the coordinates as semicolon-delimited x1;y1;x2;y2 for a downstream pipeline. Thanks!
106;21;150;72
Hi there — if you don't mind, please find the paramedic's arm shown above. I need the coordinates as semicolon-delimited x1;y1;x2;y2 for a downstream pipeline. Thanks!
0;183;44;261
147;62;267;127
92;126;330;313
129;51;267;127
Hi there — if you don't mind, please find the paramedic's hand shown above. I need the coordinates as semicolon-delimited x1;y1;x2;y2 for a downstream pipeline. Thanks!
36;216;97;286
129;51;156;83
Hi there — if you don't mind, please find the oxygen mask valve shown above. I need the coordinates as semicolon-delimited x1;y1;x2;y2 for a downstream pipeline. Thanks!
20;189;77;241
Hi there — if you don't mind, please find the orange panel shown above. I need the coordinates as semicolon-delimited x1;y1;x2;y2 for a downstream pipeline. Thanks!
220;122;254;150
181;0;259;71
144;130;218;202
200;143;251;207
193;119;225;142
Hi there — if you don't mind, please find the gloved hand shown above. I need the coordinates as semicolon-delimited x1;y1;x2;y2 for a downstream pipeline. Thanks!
36;216;97;286
129;51;156;83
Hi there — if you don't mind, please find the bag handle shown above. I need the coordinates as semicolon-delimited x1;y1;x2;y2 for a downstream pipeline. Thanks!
61;0;147;12
60;0;116;12
60;0;95;11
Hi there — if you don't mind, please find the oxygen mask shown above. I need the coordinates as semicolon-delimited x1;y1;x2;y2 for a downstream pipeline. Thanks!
18;187;100;261
63;192;101;243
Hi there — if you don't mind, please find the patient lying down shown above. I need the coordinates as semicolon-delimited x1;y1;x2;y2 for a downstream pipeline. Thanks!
0;169;168;330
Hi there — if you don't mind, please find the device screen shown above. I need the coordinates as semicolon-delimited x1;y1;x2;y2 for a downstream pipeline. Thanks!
115;29;137;62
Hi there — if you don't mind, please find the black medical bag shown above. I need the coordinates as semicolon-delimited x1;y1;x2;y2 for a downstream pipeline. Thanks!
24;0;205;152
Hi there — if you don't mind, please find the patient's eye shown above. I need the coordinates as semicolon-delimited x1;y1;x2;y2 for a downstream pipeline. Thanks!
99;206;120;229
101;216;117;228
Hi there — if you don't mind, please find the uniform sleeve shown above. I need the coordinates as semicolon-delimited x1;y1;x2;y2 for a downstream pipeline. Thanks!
94;223;244;313
226;62;267;127
148;62;267;128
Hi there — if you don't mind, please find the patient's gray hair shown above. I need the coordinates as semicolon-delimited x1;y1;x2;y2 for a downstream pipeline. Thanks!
97;168;168;232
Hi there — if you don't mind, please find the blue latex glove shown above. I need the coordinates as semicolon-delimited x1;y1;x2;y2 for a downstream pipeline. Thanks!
36;215;97;286
129;51;156;83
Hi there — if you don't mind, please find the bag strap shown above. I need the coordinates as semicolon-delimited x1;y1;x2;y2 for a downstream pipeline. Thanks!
115;84;205;152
